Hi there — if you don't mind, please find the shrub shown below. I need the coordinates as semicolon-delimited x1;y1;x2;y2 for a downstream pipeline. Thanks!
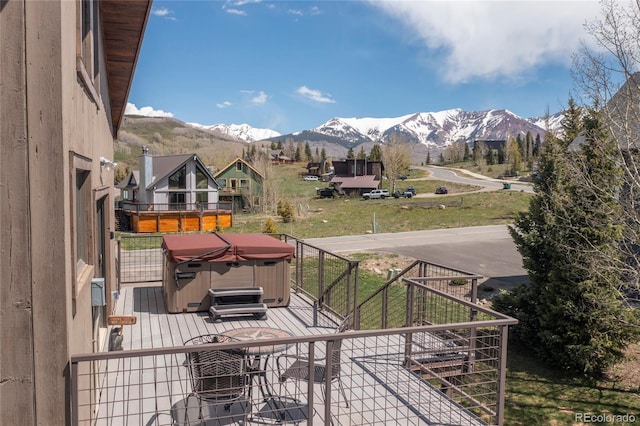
261;217;278;234
277;200;295;223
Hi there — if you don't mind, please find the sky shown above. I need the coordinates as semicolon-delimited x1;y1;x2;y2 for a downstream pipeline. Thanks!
126;0;604;135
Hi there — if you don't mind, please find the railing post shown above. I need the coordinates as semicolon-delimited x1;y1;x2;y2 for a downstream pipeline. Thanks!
117;237;121;292
318;251;325;310
70;360;78;426
324;340;333;424
296;240;303;293
496;324;509;426
351;261;358;322
308;342;315;426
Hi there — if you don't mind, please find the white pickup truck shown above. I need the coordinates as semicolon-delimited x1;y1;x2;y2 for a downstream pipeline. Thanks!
362;189;389;200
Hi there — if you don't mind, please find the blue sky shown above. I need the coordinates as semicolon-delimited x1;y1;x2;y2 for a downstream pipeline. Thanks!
126;0;603;134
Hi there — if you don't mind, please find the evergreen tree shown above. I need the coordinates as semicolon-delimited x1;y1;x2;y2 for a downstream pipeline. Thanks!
497;145;506;164
426;152;431;165
369;144;382;161
295;142;302;162
485;149;495;165
356;146;366;159
346;147;355;159
320;147;327;162
304;142;313;161
505;107;639;376
561;97;584;146
463;141;471;161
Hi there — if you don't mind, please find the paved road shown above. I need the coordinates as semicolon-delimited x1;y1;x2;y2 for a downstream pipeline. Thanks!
422;166;534;193
306;225;528;290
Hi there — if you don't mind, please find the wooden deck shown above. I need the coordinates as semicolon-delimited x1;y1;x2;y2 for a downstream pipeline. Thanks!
88;284;486;425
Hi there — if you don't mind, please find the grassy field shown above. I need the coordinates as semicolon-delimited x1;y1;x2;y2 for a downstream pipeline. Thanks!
231;163;531;238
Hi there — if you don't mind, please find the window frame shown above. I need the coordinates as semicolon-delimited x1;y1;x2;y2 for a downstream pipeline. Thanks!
69;152;95;316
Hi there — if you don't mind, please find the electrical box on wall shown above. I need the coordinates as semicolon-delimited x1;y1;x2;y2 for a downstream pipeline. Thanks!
91;278;106;306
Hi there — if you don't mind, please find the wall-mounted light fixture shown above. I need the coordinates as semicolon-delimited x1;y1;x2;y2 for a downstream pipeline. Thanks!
100;156;118;172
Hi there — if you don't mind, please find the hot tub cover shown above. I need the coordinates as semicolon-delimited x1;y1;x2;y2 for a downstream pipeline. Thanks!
162;233;294;263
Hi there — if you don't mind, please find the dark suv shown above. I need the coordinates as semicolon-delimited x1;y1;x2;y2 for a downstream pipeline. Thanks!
435;186;448;194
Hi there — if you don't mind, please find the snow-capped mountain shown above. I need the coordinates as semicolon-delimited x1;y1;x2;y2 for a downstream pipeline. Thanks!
271;109;559;149
188;122;281;142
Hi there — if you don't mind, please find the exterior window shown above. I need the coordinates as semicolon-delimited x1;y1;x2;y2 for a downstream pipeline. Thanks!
76;169;91;269
77;0;100;102
169;192;186;210
196;192;208;206
169;166;186;189
236;161;242;171
240;179;250;189
195;166;208;189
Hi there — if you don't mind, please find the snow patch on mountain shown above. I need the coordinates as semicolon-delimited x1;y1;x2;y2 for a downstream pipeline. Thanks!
187;122;280;142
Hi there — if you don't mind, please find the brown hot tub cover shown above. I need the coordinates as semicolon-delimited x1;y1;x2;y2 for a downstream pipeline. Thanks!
161;233;294;263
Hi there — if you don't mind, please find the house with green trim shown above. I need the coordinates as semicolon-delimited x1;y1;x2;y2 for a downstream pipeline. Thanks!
214;157;264;212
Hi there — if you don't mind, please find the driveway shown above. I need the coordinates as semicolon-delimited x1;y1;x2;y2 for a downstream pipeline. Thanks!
420;165;534;194
305;225;528;295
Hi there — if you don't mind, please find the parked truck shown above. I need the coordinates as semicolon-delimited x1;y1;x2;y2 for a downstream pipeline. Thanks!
362;189;389;200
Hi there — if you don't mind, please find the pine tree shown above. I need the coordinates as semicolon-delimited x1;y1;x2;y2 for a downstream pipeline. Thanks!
347;147;354;159
304;142;313;161
369;144;382;161
506;107;639;376
295;142;302;162
561;97;583;146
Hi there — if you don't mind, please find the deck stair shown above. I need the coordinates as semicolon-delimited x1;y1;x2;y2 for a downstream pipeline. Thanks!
208;287;268;322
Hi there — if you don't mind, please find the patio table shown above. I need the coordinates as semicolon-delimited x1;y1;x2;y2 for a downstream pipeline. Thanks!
223;327;305;423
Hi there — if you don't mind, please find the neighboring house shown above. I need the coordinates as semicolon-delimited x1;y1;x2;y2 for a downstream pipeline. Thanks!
214;157;264;213
474;139;506;157
330;158;385;196
568;72;640;152
116;148;232;232
1;1;152;424
333;158;384;181
270;149;292;164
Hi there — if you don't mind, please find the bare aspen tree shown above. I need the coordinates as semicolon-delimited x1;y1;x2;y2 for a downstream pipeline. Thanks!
573;0;640;306
382;134;411;193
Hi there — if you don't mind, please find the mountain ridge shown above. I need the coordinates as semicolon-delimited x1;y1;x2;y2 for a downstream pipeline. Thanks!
190;108;563;149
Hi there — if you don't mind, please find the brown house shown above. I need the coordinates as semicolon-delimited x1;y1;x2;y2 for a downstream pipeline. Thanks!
330;158;385;196
1;1;152;424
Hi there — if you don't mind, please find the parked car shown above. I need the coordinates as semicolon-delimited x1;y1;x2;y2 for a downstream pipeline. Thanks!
362;189;389;200
435;186;448;194
393;189;414;198
304;175;319;181
406;186;416;196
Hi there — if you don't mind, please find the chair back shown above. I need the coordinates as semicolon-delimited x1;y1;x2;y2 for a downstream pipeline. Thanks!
185;334;246;401
328;316;350;378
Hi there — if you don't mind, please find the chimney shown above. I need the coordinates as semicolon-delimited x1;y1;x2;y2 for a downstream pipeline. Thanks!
138;146;153;204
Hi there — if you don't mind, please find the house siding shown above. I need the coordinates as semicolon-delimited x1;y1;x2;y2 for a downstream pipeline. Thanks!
1;1;132;424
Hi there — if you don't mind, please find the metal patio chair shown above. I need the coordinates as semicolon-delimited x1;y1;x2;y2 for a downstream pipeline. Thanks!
276;317;351;408
184;334;249;424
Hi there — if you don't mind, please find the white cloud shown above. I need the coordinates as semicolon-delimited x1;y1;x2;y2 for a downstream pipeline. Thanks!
296;86;335;103
369;1;602;83
151;7;176;20
125;103;174;118
217;101;232;109
223;0;262;15
251;91;268;105
225;8;247;16
288;9;304;16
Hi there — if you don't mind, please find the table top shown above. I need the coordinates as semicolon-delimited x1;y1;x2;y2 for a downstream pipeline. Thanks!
223;327;293;355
